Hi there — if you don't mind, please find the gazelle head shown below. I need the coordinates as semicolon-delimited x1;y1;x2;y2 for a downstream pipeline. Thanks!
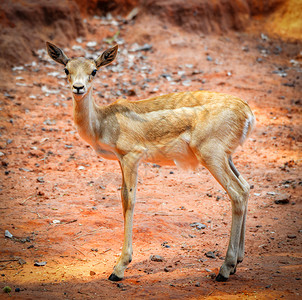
46;42;118;100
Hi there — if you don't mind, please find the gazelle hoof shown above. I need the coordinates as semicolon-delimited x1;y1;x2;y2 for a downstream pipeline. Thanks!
215;273;228;282
230;267;237;275
108;273;123;281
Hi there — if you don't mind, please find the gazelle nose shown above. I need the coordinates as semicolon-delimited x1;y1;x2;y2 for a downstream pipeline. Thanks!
73;84;85;94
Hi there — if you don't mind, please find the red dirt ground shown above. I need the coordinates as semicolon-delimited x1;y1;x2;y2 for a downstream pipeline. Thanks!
1;4;301;300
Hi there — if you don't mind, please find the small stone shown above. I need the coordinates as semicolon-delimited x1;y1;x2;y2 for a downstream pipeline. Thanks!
152;163;161;168
192;69;203;75
161;241;170;248
261;33;269;41
287;234;296;239
267;191;276;196
198;258;207;263
78;166;85;170
37;177;44;183
90;270;96;276
86;41;97;48
205;251;216;259
43;119;56;125
5;230;13;238
19;168;31;172
47;72;60;77
130;43;152;52
12;66;24;71
206;55;213;61
161;73;173;81
34;261;47;267
195;282;200;287
274;193;290;204
190;222;206;230
182;80;191;86
15;287;21;292
150;255;164;262
125;7;139;21
18;258;27;265
126;89;136;96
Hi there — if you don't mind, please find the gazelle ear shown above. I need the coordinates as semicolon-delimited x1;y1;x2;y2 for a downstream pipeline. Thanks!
95;44;118;69
46;42;69;66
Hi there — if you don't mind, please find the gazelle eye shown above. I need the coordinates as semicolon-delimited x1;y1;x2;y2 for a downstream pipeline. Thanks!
64;68;69;75
91;69;97;76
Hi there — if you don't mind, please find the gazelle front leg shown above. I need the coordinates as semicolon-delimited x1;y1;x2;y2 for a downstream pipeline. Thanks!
108;151;142;281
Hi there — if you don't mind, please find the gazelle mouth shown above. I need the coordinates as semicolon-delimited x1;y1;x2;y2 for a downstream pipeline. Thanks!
73;90;86;95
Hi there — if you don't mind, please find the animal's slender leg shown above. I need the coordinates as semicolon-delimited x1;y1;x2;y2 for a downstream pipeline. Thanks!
237;175;250;265
108;152;141;281
195;151;249;281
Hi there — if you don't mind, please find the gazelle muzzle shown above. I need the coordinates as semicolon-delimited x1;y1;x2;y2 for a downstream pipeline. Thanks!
72;83;85;95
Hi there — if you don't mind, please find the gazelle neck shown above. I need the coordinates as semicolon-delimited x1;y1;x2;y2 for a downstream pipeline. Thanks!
72;88;100;142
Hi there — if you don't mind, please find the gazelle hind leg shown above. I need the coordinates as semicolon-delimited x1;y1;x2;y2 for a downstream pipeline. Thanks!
237;174;250;264
229;157;250;265
196;153;249;281
229;156;250;264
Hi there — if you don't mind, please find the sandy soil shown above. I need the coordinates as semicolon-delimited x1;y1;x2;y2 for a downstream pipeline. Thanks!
1;13;301;300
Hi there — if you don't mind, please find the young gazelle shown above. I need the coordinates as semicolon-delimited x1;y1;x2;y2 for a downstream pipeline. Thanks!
46;42;255;282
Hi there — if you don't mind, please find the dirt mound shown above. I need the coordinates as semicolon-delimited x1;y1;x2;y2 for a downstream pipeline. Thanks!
247;0;284;15
74;0;139;15
142;0;251;33
264;0;302;40
141;0;287;34
0;0;84;86
0;0;300;86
